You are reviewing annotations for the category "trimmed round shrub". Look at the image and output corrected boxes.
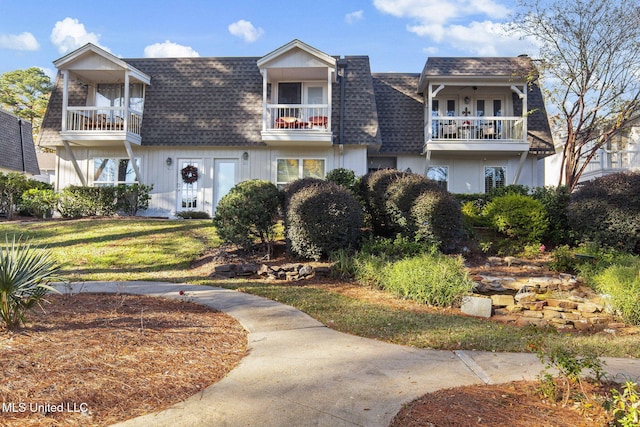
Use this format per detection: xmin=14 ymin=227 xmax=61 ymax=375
xmin=567 ymin=172 xmax=640 ymax=253
xmin=482 ymin=193 xmax=549 ymax=244
xmin=326 ymin=168 xmax=356 ymax=191
xmin=357 ymin=169 xmax=408 ymax=235
xmin=286 ymin=181 xmax=363 ymax=260
xmin=213 ymin=180 xmax=280 ymax=249
xmin=281 ymin=177 xmax=325 ymax=211
xmin=383 ymin=174 xmax=445 ymax=236
xmin=411 ymin=190 xmax=464 ymax=253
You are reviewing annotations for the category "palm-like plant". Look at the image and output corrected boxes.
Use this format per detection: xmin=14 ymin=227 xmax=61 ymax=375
xmin=0 ymin=236 xmax=63 ymax=329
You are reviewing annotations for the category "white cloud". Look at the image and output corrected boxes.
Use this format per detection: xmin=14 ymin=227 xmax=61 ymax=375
xmin=374 ymin=0 xmax=524 ymax=56
xmin=447 ymin=21 xmax=536 ymax=56
xmin=345 ymin=10 xmax=364 ymax=24
xmin=143 ymin=41 xmax=200 ymax=58
xmin=50 ymin=17 xmax=107 ymax=54
xmin=228 ymin=20 xmax=264 ymax=43
xmin=0 ymin=32 xmax=39 ymax=51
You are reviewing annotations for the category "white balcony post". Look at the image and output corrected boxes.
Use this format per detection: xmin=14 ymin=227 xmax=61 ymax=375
xmin=327 ymin=67 xmax=332 ymax=130
xmin=123 ymin=72 xmax=130 ymax=132
xmin=262 ymin=70 xmax=268 ymax=131
xmin=61 ymin=70 xmax=69 ymax=131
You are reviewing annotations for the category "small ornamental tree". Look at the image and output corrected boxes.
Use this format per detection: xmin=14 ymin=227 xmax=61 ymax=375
xmin=212 ymin=180 xmax=280 ymax=250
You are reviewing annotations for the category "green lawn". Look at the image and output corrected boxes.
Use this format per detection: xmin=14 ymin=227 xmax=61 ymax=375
xmin=0 ymin=218 xmax=220 ymax=282
xmin=3 ymin=218 xmax=639 ymax=358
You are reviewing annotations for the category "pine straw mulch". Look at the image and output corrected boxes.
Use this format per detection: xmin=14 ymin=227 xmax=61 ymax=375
xmin=0 ymin=292 xmax=247 ymax=427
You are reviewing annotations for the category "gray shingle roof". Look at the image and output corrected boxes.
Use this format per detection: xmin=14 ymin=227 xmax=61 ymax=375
xmin=38 ymin=50 xmax=553 ymax=157
xmin=0 ymin=109 xmax=40 ymax=175
xmin=39 ymin=55 xmax=381 ymax=148
xmin=372 ymin=73 xmax=423 ymax=154
xmin=419 ymin=56 xmax=536 ymax=82
xmin=337 ymin=56 xmax=381 ymax=146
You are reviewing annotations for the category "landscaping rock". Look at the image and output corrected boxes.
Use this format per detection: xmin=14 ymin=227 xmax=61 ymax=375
xmin=461 ymin=296 xmax=492 ymax=318
xmin=490 ymin=295 xmax=514 ymax=307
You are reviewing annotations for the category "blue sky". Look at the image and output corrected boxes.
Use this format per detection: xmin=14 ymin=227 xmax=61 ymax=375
xmin=0 ymin=0 xmax=537 ymax=79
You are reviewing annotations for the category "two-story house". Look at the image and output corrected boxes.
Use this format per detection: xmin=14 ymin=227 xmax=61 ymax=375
xmin=38 ymin=40 xmax=554 ymax=217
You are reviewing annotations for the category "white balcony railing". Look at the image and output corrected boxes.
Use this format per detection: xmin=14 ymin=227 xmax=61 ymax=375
xmin=265 ymin=104 xmax=330 ymax=131
xmin=583 ymin=150 xmax=640 ymax=175
xmin=65 ymin=107 xmax=142 ymax=135
xmin=429 ymin=116 xmax=524 ymax=142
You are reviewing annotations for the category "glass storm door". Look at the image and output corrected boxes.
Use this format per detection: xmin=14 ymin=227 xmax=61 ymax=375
xmin=177 ymin=159 xmax=201 ymax=212
xmin=213 ymin=159 xmax=238 ymax=212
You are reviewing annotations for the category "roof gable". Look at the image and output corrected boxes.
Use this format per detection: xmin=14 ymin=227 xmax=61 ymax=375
xmin=53 ymin=43 xmax=151 ymax=84
xmin=257 ymin=39 xmax=336 ymax=69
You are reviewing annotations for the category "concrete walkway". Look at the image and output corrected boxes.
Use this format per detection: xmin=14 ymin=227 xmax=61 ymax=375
xmin=66 ymin=282 xmax=640 ymax=427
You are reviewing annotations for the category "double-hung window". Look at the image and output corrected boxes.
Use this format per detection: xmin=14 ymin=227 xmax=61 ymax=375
xmin=276 ymin=158 xmax=325 ymax=189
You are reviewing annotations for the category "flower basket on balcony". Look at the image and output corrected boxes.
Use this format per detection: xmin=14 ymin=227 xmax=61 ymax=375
xmin=181 ymin=165 xmax=199 ymax=184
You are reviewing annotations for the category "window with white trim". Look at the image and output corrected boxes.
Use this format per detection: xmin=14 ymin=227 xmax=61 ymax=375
xmin=93 ymin=158 xmax=139 ymax=186
xmin=426 ymin=166 xmax=449 ymax=190
xmin=276 ymin=158 xmax=325 ymax=189
xmin=484 ymin=166 xmax=506 ymax=192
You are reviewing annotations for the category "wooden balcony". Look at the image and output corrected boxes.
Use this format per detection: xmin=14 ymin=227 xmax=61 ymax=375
xmin=261 ymin=104 xmax=332 ymax=146
xmin=426 ymin=116 xmax=529 ymax=154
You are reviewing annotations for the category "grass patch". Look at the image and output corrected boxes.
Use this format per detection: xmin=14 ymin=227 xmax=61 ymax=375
xmin=0 ymin=219 xmax=220 ymax=282
xmin=3 ymin=218 xmax=640 ymax=357
xmin=231 ymin=282 xmax=640 ymax=357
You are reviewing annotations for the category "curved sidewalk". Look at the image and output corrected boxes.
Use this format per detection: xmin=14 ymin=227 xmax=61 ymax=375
xmin=66 ymin=282 xmax=640 ymax=427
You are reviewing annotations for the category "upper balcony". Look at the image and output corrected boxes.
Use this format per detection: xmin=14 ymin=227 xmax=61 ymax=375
xmin=418 ymin=56 xmax=548 ymax=157
xmin=257 ymin=40 xmax=336 ymax=147
xmin=52 ymin=43 xmax=150 ymax=147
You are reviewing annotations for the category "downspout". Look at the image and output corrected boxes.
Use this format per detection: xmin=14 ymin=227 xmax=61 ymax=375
xmin=337 ymin=58 xmax=348 ymax=166
xmin=18 ymin=119 xmax=26 ymax=172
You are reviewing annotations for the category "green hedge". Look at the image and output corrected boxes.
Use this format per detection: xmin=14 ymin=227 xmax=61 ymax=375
xmin=568 ymin=172 xmax=640 ymax=253
xmin=357 ymin=169 xmax=408 ymax=235
xmin=56 ymin=184 xmax=153 ymax=218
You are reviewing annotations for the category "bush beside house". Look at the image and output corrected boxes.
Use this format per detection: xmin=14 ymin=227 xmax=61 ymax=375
xmin=213 ymin=180 xmax=280 ymax=251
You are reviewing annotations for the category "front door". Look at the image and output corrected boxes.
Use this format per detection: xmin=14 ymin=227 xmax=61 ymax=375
xmin=177 ymin=158 xmax=201 ymax=213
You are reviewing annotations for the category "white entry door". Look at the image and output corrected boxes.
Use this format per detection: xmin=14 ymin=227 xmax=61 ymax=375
xmin=213 ymin=159 xmax=238 ymax=212
xmin=177 ymin=158 xmax=202 ymax=213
